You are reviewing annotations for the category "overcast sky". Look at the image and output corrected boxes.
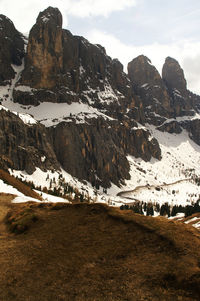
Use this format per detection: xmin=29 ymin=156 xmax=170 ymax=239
xmin=1 ymin=0 xmax=200 ymax=94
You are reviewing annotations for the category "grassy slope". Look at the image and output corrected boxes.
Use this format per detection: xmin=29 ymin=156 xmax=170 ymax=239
xmin=0 ymin=200 xmax=200 ymax=301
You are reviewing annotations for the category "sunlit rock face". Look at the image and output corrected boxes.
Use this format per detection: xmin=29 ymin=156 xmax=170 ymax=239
xmin=20 ymin=7 xmax=63 ymax=90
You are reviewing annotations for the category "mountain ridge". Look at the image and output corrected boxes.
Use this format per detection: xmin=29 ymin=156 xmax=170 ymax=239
xmin=1 ymin=6 xmax=200 ymax=195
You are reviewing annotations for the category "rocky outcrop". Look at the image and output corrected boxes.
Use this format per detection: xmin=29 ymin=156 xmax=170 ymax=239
xmin=20 ymin=7 xmax=63 ymax=89
xmin=180 ymin=119 xmax=200 ymax=146
xmin=162 ymin=57 xmax=194 ymax=116
xmin=157 ymin=121 xmax=182 ymax=134
xmin=128 ymin=55 xmax=173 ymax=125
xmin=0 ymin=109 xmax=60 ymax=173
xmin=162 ymin=57 xmax=187 ymax=96
xmin=0 ymin=15 xmax=24 ymax=85
xmin=52 ymin=118 xmax=161 ymax=188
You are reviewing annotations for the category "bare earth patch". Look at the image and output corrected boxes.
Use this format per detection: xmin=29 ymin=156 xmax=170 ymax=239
xmin=0 ymin=199 xmax=199 ymax=300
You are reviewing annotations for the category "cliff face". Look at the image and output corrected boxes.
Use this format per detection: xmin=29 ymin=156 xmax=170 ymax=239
xmin=0 ymin=14 xmax=24 ymax=85
xmin=0 ymin=110 xmax=60 ymax=174
xmin=21 ymin=7 xmax=63 ymax=90
xmin=52 ymin=118 xmax=160 ymax=188
xmin=2 ymin=6 xmax=200 ymax=188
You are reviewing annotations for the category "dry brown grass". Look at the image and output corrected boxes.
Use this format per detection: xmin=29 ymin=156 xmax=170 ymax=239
xmin=0 ymin=202 xmax=200 ymax=300
xmin=0 ymin=169 xmax=42 ymax=200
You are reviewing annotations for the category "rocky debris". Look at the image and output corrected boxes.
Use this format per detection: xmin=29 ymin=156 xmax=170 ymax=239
xmin=128 ymin=55 xmax=173 ymax=124
xmin=0 ymin=14 xmax=24 ymax=85
xmin=52 ymin=118 xmax=161 ymax=188
xmin=0 ymin=109 xmax=60 ymax=173
xmin=157 ymin=120 xmax=182 ymax=134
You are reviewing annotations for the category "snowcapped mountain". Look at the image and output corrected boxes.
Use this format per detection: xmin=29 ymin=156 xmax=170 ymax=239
xmin=1 ymin=6 xmax=200 ymax=212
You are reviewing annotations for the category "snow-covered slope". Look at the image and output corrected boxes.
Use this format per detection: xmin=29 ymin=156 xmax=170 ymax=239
xmin=8 ymin=123 xmax=200 ymax=208
xmin=113 ymin=125 xmax=200 ymax=206
xmin=0 ymin=176 xmax=70 ymax=204
xmin=0 ymin=63 xmax=114 ymax=127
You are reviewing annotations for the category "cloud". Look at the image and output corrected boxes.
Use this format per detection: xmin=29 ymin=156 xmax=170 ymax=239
xmin=67 ymin=0 xmax=137 ymax=17
xmin=0 ymin=0 xmax=55 ymax=32
xmin=0 ymin=0 xmax=137 ymax=32
xmin=86 ymin=29 xmax=200 ymax=94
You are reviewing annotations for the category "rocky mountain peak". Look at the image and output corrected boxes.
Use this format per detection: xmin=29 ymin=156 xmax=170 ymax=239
xmin=162 ymin=56 xmax=187 ymax=95
xmin=0 ymin=14 xmax=24 ymax=85
xmin=0 ymin=14 xmax=14 ymax=29
xmin=128 ymin=55 xmax=161 ymax=86
xmin=3 ymin=7 xmax=200 ymax=188
xmin=127 ymin=55 xmax=173 ymax=123
xmin=36 ymin=6 xmax=62 ymax=27
xmin=19 ymin=6 xmax=63 ymax=90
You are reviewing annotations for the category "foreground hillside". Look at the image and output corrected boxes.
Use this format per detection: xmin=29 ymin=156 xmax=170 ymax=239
xmin=0 ymin=197 xmax=200 ymax=300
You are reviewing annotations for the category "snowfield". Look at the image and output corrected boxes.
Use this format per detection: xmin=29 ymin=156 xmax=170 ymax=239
xmin=115 ymin=125 xmax=200 ymax=206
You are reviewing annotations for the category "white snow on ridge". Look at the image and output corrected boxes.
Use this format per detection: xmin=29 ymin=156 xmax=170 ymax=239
xmin=0 ymin=179 xmax=23 ymax=196
xmin=97 ymin=83 xmax=119 ymax=104
xmin=12 ymin=196 xmax=41 ymax=203
xmin=0 ymin=61 xmax=117 ymax=126
xmin=0 ymin=174 xmax=70 ymax=204
xmin=160 ymin=112 xmax=200 ymax=126
xmin=185 ymin=217 xmax=199 ymax=224
xmin=141 ymin=83 xmax=149 ymax=88
xmin=0 ymin=104 xmax=37 ymax=125
xmin=14 ymin=85 xmax=35 ymax=93
xmin=2 ymin=100 xmax=113 ymax=127
xmin=0 ymin=64 xmax=114 ymax=127
xmin=35 ymin=191 xmax=70 ymax=203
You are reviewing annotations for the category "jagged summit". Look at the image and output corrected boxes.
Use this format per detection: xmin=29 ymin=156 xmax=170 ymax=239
xmin=128 ymin=55 xmax=161 ymax=86
xmin=128 ymin=54 xmax=173 ymax=123
xmin=1 ymin=6 xmax=200 ymax=191
xmin=0 ymin=14 xmax=24 ymax=84
xmin=36 ymin=6 xmax=62 ymax=26
xmin=162 ymin=56 xmax=187 ymax=95
xmin=19 ymin=6 xmax=63 ymax=90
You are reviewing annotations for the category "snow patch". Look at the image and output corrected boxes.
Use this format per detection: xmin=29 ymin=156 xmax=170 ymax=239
xmin=141 ymin=83 xmax=149 ymax=88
